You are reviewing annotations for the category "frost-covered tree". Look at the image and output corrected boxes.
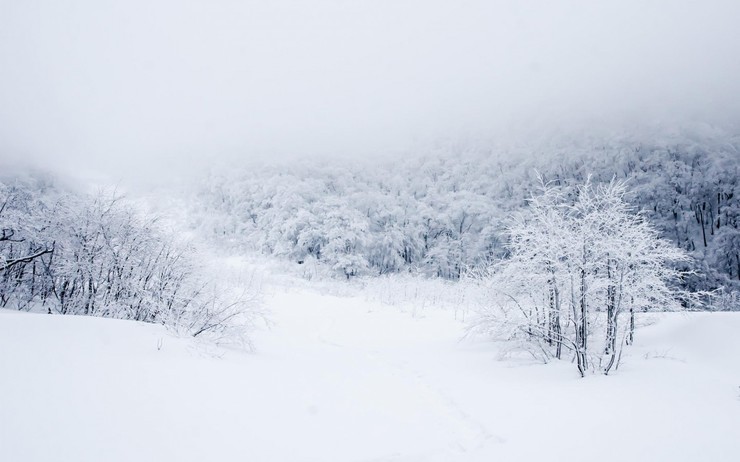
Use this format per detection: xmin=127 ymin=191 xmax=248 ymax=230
xmin=479 ymin=177 xmax=690 ymax=376
xmin=0 ymin=175 xmax=259 ymax=344
xmin=0 ymin=180 xmax=57 ymax=308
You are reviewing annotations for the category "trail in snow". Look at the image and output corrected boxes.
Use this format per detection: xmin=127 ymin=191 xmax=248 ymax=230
xmin=253 ymin=290 xmax=502 ymax=461
xmin=285 ymin=291 xmax=504 ymax=455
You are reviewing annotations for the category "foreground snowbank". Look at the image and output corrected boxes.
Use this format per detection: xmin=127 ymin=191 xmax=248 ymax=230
xmin=1 ymin=291 xmax=738 ymax=462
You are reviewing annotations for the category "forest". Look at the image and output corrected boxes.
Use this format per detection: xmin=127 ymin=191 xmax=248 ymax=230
xmin=3 ymin=1 xmax=740 ymax=460
xmin=3 ymin=130 xmax=738 ymax=373
xmin=193 ymin=131 xmax=740 ymax=305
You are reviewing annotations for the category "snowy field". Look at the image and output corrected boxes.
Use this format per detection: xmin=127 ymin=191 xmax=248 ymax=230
xmin=1 ymin=287 xmax=739 ymax=462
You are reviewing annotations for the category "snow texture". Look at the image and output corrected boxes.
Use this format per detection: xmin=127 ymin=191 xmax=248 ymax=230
xmin=2 ymin=287 xmax=738 ymax=462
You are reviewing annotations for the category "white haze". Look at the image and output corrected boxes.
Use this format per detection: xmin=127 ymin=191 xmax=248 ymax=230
xmin=1 ymin=0 xmax=739 ymax=183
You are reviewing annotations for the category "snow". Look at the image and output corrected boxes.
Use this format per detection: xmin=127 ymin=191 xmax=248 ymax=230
xmin=1 ymin=288 xmax=739 ymax=462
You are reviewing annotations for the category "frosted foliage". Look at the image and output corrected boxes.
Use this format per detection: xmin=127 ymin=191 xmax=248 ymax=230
xmin=474 ymin=177 xmax=691 ymax=375
xmin=192 ymin=133 xmax=739 ymax=303
xmin=0 ymin=177 xmax=258 ymax=344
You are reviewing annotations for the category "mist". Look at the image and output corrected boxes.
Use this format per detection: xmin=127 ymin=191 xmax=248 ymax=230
xmin=2 ymin=0 xmax=739 ymax=183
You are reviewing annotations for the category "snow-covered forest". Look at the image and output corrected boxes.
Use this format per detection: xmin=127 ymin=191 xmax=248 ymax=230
xmin=3 ymin=1 xmax=740 ymax=461
xmin=195 ymin=132 xmax=740 ymax=300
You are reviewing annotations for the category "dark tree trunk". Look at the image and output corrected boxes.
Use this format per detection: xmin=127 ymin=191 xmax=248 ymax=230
xmin=603 ymin=258 xmax=619 ymax=375
xmin=547 ymin=268 xmax=563 ymax=360
xmin=576 ymin=266 xmax=588 ymax=376
xmin=697 ymin=204 xmax=707 ymax=247
xmin=626 ymin=304 xmax=635 ymax=346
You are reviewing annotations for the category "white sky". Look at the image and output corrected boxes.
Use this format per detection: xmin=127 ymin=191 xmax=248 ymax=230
xmin=1 ymin=0 xmax=739 ymax=181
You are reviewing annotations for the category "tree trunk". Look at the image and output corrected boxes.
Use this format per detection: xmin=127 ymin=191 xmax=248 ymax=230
xmin=548 ymin=273 xmax=562 ymax=360
xmin=697 ymin=204 xmax=707 ymax=247
xmin=604 ymin=259 xmax=614 ymax=354
xmin=603 ymin=309 xmax=618 ymax=375
xmin=603 ymin=258 xmax=619 ymax=374
xmin=577 ymin=266 xmax=588 ymax=376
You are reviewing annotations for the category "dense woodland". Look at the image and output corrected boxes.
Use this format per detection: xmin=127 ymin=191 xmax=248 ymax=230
xmin=193 ymin=132 xmax=740 ymax=306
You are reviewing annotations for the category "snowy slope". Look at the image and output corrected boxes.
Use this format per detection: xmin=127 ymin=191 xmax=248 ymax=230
xmin=1 ymin=290 xmax=739 ymax=462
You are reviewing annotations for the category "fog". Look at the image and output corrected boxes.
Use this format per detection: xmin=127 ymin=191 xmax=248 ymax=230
xmin=1 ymin=0 xmax=739 ymax=183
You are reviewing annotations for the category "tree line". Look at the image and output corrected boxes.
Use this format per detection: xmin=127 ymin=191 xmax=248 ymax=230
xmin=193 ymin=131 xmax=740 ymax=304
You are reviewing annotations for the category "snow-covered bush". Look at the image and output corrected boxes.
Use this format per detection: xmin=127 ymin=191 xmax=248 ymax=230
xmin=0 ymin=175 xmax=260 ymax=344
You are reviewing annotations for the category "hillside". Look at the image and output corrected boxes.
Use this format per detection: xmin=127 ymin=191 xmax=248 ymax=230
xmin=192 ymin=132 xmax=740 ymax=297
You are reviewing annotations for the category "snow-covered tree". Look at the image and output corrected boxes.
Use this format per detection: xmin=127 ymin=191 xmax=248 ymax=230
xmin=0 ymin=175 xmax=259 ymax=344
xmin=478 ymin=176 xmax=691 ymax=376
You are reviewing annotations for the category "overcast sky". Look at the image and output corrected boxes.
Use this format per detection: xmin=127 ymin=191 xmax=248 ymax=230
xmin=1 ymin=0 xmax=739 ymax=181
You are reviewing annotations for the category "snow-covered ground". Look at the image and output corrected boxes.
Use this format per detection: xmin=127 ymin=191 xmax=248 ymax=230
xmin=1 ymin=287 xmax=739 ymax=462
